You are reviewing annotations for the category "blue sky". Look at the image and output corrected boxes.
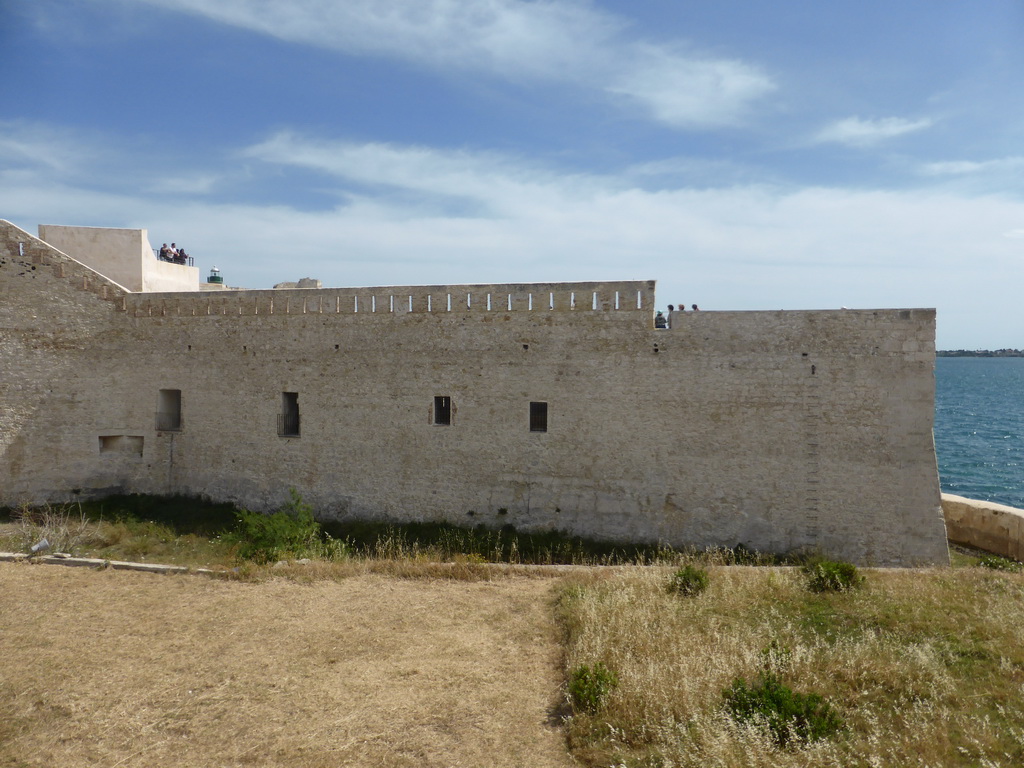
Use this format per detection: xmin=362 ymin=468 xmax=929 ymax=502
xmin=2 ymin=0 xmax=1022 ymax=348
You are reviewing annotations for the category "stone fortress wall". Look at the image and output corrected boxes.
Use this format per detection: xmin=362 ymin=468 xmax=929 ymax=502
xmin=0 ymin=220 xmax=949 ymax=565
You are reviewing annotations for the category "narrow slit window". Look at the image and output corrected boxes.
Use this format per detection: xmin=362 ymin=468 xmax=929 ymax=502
xmin=529 ymin=401 xmax=548 ymax=432
xmin=279 ymin=392 xmax=300 ymax=437
xmin=156 ymin=389 xmax=182 ymax=431
xmin=434 ymin=396 xmax=452 ymax=425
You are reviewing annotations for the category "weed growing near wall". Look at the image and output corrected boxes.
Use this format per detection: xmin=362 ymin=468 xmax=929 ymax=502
xmin=802 ymin=558 xmax=863 ymax=593
xmin=3 ymin=494 xmax=796 ymax=568
xmin=0 ymin=500 xmax=235 ymax=566
xmin=225 ymin=490 xmax=348 ymax=564
xmin=5 ymin=503 xmax=99 ymax=554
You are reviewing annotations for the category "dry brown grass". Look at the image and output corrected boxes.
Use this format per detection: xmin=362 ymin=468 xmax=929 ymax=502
xmin=0 ymin=563 xmax=571 ymax=767
xmin=559 ymin=565 xmax=1024 ymax=767
xmin=7 ymin=554 xmax=1024 ymax=768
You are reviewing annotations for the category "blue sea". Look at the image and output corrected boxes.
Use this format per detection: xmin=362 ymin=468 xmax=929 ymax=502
xmin=934 ymin=357 xmax=1024 ymax=510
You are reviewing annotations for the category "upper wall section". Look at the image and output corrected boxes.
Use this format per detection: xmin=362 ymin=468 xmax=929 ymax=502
xmin=666 ymin=307 xmax=936 ymax=362
xmin=38 ymin=224 xmax=199 ymax=293
xmin=123 ymin=279 xmax=657 ymax=319
xmin=0 ymin=219 xmax=130 ymax=305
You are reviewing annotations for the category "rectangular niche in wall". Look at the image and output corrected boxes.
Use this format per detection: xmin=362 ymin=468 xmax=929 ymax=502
xmin=529 ymin=401 xmax=548 ymax=432
xmin=434 ymin=396 xmax=452 ymax=425
xmin=279 ymin=392 xmax=300 ymax=437
xmin=98 ymin=435 xmax=144 ymax=457
xmin=156 ymin=389 xmax=182 ymax=431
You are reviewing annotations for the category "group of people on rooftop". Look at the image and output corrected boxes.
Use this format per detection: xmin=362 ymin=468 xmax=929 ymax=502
xmin=655 ymin=303 xmax=699 ymax=329
xmin=158 ymin=242 xmax=190 ymax=265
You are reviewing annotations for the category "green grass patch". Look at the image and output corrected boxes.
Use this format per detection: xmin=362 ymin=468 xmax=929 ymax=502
xmin=667 ymin=565 xmax=710 ymax=597
xmin=4 ymin=494 xmax=798 ymax=568
xmin=568 ymin=662 xmax=619 ymax=714
xmin=723 ymin=671 xmax=843 ymax=747
xmin=977 ymin=553 xmax=1024 ymax=572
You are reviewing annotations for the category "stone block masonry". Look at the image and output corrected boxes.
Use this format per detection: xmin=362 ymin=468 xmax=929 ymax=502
xmin=0 ymin=219 xmax=949 ymax=565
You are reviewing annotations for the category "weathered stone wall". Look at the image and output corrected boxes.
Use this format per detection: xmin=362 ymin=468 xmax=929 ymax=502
xmin=0 ymin=220 xmax=949 ymax=565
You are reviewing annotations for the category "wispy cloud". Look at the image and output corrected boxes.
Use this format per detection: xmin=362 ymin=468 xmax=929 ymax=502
xmin=814 ymin=116 xmax=933 ymax=147
xmin=0 ymin=120 xmax=94 ymax=174
xmin=130 ymin=0 xmax=775 ymax=129
xmin=606 ymin=44 xmax=775 ymax=128
xmin=920 ymin=156 xmax=1024 ymax=176
xmin=240 ymin=131 xmax=583 ymax=214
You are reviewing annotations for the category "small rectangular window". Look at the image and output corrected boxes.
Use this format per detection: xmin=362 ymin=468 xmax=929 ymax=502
xmin=529 ymin=401 xmax=548 ymax=432
xmin=279 ymin=391 xmax=300 ymax=437
xmin=156 ymin=389 xmax=182 ymax=431
xmin=434 ymin=396 xmax=452 ymax=425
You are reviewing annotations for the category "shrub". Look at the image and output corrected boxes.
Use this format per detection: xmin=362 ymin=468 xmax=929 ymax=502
xmin=803 ymin=558 xmax=863 ymax=593
xmin=568 ymin=662 xmax=618 ymax=714
xmin=723 ymin=672 xmax=843 ymax=747
xmin=667 ymin=565 xmax=710 ymax=597
xmin=226 ymin=490 xmax=323 ymax=564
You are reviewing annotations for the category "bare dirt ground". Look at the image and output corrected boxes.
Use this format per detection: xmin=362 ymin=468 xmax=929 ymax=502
xmin=0 ymin=563 xmax=572 ymax=767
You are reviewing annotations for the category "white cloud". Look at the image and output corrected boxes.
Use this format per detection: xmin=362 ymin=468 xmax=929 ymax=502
xmin=921 ymin=157 xmax=1024 ymax=176
xmin=606 ymin=44 xmax=776 ymax=128
xmin=138 ymin=0 xmax=617 ymax=77
xmin=814 ymin=116 xmax=934 ymax=147
xmin=6 ymin=126 xmax=1024 ymax=348
xmin=129 ymin=0 xmax=775 ymax=128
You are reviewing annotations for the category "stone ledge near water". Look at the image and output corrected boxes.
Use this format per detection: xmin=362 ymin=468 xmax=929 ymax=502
xmin=942 ymin=493 xmax=1024 ymax=561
